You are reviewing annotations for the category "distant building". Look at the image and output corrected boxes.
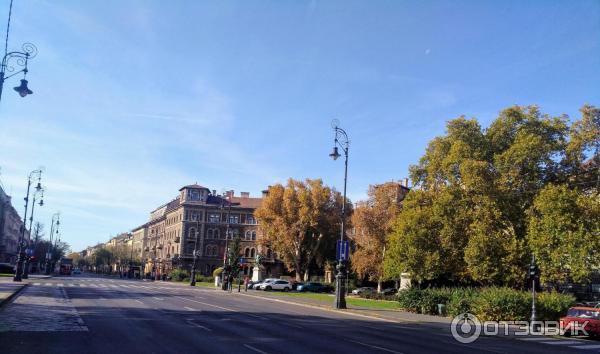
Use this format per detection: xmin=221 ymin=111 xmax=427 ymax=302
xmin=130 ymin=184 xmax=283 ymax=279
xmin=0 ymin=186 xmax=30 ymax=265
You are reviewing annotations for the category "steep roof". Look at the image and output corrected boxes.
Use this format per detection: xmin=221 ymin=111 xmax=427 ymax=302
xmin=230 ymin=196 xmax=263 ymax=209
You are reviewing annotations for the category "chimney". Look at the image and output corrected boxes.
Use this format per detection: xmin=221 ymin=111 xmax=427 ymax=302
xmin=225 ymin=190 xmax=234 ymax=199
xmin=212 ymin=189 xmax=216 ymax=196
xmin=404 ymin=178 xmax=409 ymax=188
xmin=241 ymin=192 xmax=250 ymax=198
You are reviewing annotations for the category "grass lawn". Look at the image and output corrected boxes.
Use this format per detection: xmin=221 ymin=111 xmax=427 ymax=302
xmin=259 ymin=291 xmax=401 ymax=310
xmin=0 ymin=273 xmax=14 ymax=277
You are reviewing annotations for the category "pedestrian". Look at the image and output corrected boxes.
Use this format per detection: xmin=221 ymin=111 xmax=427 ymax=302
xmin=244 ymin=276 xmax=249 ymax=292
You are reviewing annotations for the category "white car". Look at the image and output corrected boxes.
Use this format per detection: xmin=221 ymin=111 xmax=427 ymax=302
xmin=252 ymin=278 xmax=277 ymax=290
xmin=352 ymin=287 xmax=375 ymax=295
xmin=259 ymin=279 xmax=292 ymax=291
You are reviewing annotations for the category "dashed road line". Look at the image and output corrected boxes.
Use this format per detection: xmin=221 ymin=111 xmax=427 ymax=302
xmin=349 ymin=340 xmax=404 ymax=354
xmin=243 ymin=344 xmax=269 ymax=354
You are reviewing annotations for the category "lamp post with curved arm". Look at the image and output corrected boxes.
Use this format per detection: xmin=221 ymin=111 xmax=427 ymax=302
xmin=329 ymin=120 xmax=349 ymax=309
xmin=22 ymin=186 xmax=43 ymax=279
xmin=45 ymin=213 xmax=59 ymax=275
xmin=0 ymin=43 xmax=37 ymax=103
xmin=14 ymin=169 xmax=42 ymax=281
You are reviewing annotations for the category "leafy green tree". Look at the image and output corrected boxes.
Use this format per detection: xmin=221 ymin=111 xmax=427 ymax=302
xmin=528 ymin=184 xmax=600 ymax=284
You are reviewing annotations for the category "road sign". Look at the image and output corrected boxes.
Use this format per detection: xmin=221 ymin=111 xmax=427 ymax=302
xmin=336 ymin=240 xmax=349 ymax=261
xmin=239 ymin=257 xmax=245 ymax=264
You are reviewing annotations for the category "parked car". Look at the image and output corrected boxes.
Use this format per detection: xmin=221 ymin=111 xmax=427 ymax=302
xmin=351 ymin=287 xmax=375 ymax=295
xmin=560 ymin=307 xmax=600 ymax=337
xmin=72 ymin=268 xmax=82 ymax=275
xmin=252 ymin=278 xmax=277 ymax=290
xmin=297 ymin=282 xmax=330 ymax=293
xmin=291 ymin=282 xmax=304 ymax=291
xmin=379 ymin=288 xmax=398 ymax=295
xmin=0 ymin=263 xmax=14 ymax=274
xmin=260 ymin=279 xmax=292 ymax=291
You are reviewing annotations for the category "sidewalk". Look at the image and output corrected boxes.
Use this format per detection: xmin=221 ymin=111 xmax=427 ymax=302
xmin=0 ymin=281 xmax=28 ymax=308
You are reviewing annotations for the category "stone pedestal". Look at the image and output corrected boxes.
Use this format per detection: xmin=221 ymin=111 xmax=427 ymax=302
xmin=215 ymin=275 xmax=221 ymax=287
xmin=325 ymin=269 xmax=333 ymax=284
xmin=400 ymin=272 xmax=412 ymax=290
xmin=252 ymin=266 xmax=262 ymax=282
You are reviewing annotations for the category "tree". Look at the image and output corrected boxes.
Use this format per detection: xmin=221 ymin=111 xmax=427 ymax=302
xmin=528 ymin=184 xmax=600 ymax=284
xmin=351 ymin=182 xmax=405 ymax=291
xmin=256 ymin=178 xmax=347 ymax=281
xmin=386 ymin=105 xmax=595 ymax=287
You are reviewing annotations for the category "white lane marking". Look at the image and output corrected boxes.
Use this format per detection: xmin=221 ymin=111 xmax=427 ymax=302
xmin=184 ymin=306 xmax=196 ymax=311
xmin=67 ymin=283 xmax=74 ymax=287
xmin=33 ymin=282 xmax=40 ymax=286
xmin=518 ymin=337 xmax=554 ymax=341
xmin=569 ymin=344 xmax=600 ymax=349
xmin=349 ymin=340 xmax=404 ymax=354
xmin=120 ymin=285 xmax=129 ymax=288
xmin=186 ymin=320 xmax=211 ymax=331
xmin=79 ymin=284 xmax=87 ymax=287
xmin=99 ymin=284 xmax=107 ymax=287
xmin=134 ymin=299 xmax=144 ymax=304
xmin=109 ymin=285 xmax=118 ymax=288
xmin=57 ymin=283 xmax=64 ymax=287
xmin=89 ymin=284 xmax=97 ymax=287
xmin=175 ymin=296 xmax=236 ymax=313
xmin=99 ymin=297 xmax=107 ymax=300
xmin=44 ymin=283 xmax=52 ymax=286
xmin=243 ymin=344 xmax=268 ymax=354
xmin=153 ymin=297 xmax=164 ymax=301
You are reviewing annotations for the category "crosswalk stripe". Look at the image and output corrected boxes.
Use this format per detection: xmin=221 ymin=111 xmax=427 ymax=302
xmin=67 ymin=283 xmax=74 ymax=287
xmin=57 ymin=283 xmax=64 ymax=287
xmin=89 ymin=284 xmax=98 ymax=287
xmin=79 ymin=284 xmax=87 ymax=287
xmin=44 ymin=283 xmax=52 ymax=286
xmin=33 ymin=282 xmax=40 ymax=286
xmin=570 ymin=344 xmax=600 ymax=350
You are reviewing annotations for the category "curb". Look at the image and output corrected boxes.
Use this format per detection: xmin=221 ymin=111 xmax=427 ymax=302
xmin=0 ymin=283 xmax=28 ymax=309
xmin=234 ymin=291 xmax=442 ymax=325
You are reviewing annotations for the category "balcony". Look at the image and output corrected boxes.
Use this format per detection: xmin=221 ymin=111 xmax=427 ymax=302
xmin=174 ymin=236 xmax=180 ymax=243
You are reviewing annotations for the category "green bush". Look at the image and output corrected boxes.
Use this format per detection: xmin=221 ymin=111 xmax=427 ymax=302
xmin=537 ymin=291 xmax=576 ymax=321
xmin=446 ymin=287 xmax=476 ymax=317
xmin=170 ymin=269 xmax=189 ymax=282
xmin=471 ymin=287 xmax=530 ymax=321
xmin=398 ymin=287 xmax=425 ymax=312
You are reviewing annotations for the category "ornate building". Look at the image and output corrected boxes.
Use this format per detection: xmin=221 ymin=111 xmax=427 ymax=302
xmin=0 ymin=186 xmax=30 ymax=265
xmin=134 ymin=184 xmax=282 ymax=279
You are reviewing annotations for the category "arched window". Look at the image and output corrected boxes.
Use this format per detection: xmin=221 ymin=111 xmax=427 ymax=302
xmin=250 ymin=248 xmax=256 ymax=258
xmin=251 ymin=231 xmax=257 ymax=241
xmin=244 ymin=248 xmax=250 ymax=257
xmin=205 ymin=264 xmax=210 ymax=275
xmin=207 ymin=229 xmax=213 ymax=239
xmin=205 ymin=245 xmax=211 ymax=256
xmin=214 ymin=229 xmax=220 ymax=239
xmin=188 ymin=227 xmax=196 ymax=239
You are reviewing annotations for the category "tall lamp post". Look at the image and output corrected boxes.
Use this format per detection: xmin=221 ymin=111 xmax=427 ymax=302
xmin=22 ymin=187 xmax=43 ymax=279
xmin=190 ymin=213 xmax=201 ymax=286
xmin=14 ymin=169 xmax=42 ymax=282
xmin=45 ymin=212 xmax=59 ymax=275
xmin=530 ymin=255 xmax=540 ymax=329
xmin=329 ymin=119 xmax=349 ymax=309
xmin=221 ymin=194 xmax=232 ymax=291
xmin=1 ymin=0 xmax=37 ymax=104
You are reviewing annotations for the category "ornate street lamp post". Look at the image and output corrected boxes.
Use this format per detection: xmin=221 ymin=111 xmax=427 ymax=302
xmin=22 ymin=187 xmax=43 ymax=279
xmin=530 ymin=255 xmax=540 ymax=329
xmin=0 ymin=0 xmax=37 ymax=105
xmin=14 ymin=169 xmax=42 ymax=281
xmin=190 ymin=213 xmax=201 ymax=286
xmin=329 ymin=119 xmax=349 ymax=309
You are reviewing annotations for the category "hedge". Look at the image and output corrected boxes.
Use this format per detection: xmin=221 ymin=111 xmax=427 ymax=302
xmin=397 ymin=287 xmax=575 ymax=321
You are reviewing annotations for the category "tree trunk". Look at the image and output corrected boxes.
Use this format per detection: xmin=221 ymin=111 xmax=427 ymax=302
xmin=304 ymin=270 xmax=310 ymax=282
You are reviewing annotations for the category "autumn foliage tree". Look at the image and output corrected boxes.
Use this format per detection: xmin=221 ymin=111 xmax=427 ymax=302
xmin=351 ymin=182 xmax=405 ymax=291
xmin=255 ymin=178 xmax=347 ymax=281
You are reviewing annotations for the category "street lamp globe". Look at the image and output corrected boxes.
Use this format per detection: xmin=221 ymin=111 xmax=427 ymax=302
xmin=329 ymin=146 xmax=340 ymax=160
xmin=13 ymin=79 xmax=33 ymax=97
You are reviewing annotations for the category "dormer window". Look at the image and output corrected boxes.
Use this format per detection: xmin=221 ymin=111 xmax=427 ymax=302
xmin=188 ymin=189 xmax=201 ymax=201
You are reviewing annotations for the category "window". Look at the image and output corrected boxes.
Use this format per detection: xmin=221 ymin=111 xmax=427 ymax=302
xmin=247 ymin=215 xmax=256 ymax=224
xmin=229 ymin=214 xmax=239 ymax=224
xmin=209 ymin=213 xmax=220 ymax=223
xmin=207 ymin=229 xmax=214 ymax=239
xmin=250 ymin=248 xmax=256 ymax=258
xmin=214 ymin=229 xmax=220 ymax=239
xmin=251 ymin=231 xmax=257 ymax=241
xmin=244 ymin=248 xmax=250 ymax=257
xmin=188 ymin=227 xmax=196 ymax=239
xmin=188 ymin=189 xmax=201 ymax=201
xmin=245 ymin=230 xmax=251 ymax=240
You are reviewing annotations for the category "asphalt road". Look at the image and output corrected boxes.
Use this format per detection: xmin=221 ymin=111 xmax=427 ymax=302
xmin=0 ymin=275 xmax=597 ymax=354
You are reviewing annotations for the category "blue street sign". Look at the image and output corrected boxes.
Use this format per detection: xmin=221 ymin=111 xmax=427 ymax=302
xmin=336 ymin=240 xmax=349 ymax=261
xmin=239 ymin=257 xmax=245 ymax=264
xmin=26 ymin=248 xmax=33 ymax=256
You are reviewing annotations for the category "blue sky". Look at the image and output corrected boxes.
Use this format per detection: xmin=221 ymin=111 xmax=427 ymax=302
xmin=0 ymin=0 xmax=598 ymax=252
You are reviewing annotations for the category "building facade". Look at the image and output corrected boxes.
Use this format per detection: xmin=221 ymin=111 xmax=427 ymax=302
xmin=0 ymin=186 xmax=30 ymax=265
xmin=133 ymin=184 xmax=282 ymax=279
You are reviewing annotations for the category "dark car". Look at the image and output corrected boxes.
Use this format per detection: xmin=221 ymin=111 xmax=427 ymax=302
xmin=291 ymin=282 xmax=304 ymax=291
xmin=0 ymin=263 xmax=14 ymax=274
xmin=297 ymin=282 xmax=331 ymax=293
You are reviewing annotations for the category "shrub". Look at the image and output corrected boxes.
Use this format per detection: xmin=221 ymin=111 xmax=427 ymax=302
xmin=398 ymin=287 xmax=425 ymax=312
xmin=446 ymin=287 xmax=476 ymax=317
xmin=471 ymin=287 xmax=530 ymax=321
xmin=170 ymin=269 xmax=189 ymax=282
xmin=537 ymin=291 xmax=576 ymax=321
